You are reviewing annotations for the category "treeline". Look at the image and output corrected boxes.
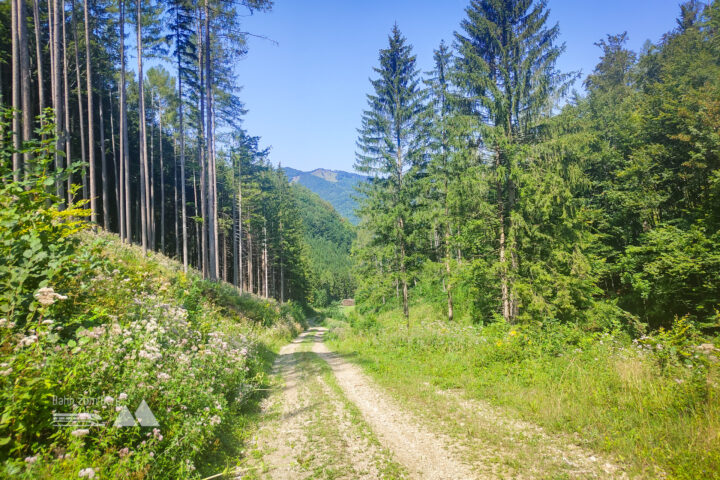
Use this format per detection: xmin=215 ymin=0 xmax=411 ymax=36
xmin=355 ymin=0 xmax=720 ymax=331
xmin=1 ymin=0 xmax=315 ymax=302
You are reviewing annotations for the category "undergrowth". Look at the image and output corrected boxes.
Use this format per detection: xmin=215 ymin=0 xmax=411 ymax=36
xmin=0 ymin=231 xmax=303 ymax=479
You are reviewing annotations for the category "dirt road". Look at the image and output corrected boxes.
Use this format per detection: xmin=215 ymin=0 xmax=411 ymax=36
xmin=242 ymin=327 xmax=627 ymax=479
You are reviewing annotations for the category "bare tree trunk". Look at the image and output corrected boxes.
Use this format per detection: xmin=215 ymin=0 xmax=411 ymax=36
xmin=173 ymin=137 xmax=179 ymax=258
xmin=119 ymin=0 xmax=130 ymax=242
xmin=193 ymin=169 xmax=201 ymax=268
xmin=61 ymin=0 xmax=75 ymax=206
xmin=52 ymin=0 xmax=65 ymax=202
xmin=149 ymin=105 xmax=155 ymax=249
xmin=11 ymin=0 xmax=21 ymax=181
xmin=110 ymin=87 xmax=121 ymax=235
xmin=211 ymin=98 xmax=219 ymax=279
xmin=445 ymin=228 xmax=454 ymax=322
xmin=70 ymin=0 xmax=88 ymax=213
xmin=237 ymin=165 xmax=242 ymax=291
xmin=263 ymin=222 xmax=268 ymax=299
xmin=98 ymin=88 xmax=109 ymax=229
xmin=176 ymin=7 xmax=187 ymax=272
xmin=32 ymin=0 xmax=45 ymax=127
xmin=247 ymin=230 xmax=253 ymax=294
xmin=222 ymin=232 xmax=227 ymax=281
xmin=443 ymin=172 xmax=453 ymax=321
xmin=83 ymin=0 xmax=96 ymax=222
xmin=201 ymin=1 xmax=217 ymax=279
xmin=280 ymin=220 xmax=284 ymax=303
xmin=498 ymin=155 xmax=510 ymax=323
xmin=197 ymin=14 xmax=209 ymax=278
xmin=137 ymin=0 xmax=149 ymax=252
xmin=159 ymin=100 xmax=165 ymax=254
xmin=19 ymin=0 xmax=32 ymax=172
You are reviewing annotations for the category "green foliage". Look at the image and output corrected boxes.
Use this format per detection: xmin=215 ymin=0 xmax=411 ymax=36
xmin=0 ymin=110 xmax=302 ymax=478
xmin=292 ymin=184 xmax=355 ymax=305
xmin=0 ymin=231 xmax=302 ymax=479
xmin=354 ymin=24 xmax=428 ymax=318
xmin=620 ymin=226 xmax=720 ymax=329
xmin=354 ymin=0 xmax=720 ymax=335
xmin=329 ymin=305 xmax=720 ymax=479
xmin=0 ymin=110 xmax=88 ymax=327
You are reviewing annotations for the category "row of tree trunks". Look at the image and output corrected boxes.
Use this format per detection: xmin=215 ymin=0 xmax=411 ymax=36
xmin=6 ymin=0 xmax=267 ymax=295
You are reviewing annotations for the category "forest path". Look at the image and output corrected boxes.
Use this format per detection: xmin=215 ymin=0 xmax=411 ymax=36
xmin=242 ymin=326 xmax=628 ymax=479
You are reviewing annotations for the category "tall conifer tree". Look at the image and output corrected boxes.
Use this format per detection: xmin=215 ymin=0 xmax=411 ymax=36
xmin=355 ymin=24 xmax=427 ymax=323
xmin=454 ymin=0 xmax=568 ymax=322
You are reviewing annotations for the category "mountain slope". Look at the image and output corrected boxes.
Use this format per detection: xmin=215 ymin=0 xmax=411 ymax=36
xmin=283 ymin=167 xmax=366 ymax=224
xmin=291 ymin=184 xmax=355 ymax=304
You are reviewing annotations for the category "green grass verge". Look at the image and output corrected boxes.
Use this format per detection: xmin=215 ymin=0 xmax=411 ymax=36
xmin=325 ymin=303 xmax=720 ymax=480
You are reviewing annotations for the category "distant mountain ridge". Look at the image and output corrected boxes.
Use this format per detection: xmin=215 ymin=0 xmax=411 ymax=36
xmin=282 ymin=167 xmax=367 ymax=224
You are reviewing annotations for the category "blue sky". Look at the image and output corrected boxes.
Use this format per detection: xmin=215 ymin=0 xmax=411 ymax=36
xmin=236 ymin=0 xmax=686 ymax=173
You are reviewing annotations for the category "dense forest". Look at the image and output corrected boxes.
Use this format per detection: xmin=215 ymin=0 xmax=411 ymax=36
xmin=355 ymin=0 xmax=720 ymax=333
xmin=0 ymin=0 xmax=338 ymax=305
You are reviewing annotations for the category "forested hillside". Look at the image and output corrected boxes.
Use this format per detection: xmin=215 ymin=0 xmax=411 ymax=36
xmin=292 ymin=184 xmax=355 ymax=305
xmin=283 ymin=167 xmax=367 ymax=224
xmin=0 ymin=0 xmax=315 ymax=304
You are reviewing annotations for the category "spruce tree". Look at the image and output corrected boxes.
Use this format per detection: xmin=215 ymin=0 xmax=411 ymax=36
xmin=454 ymin=0 xmax=569 ymax=323
xmin=355 ymin=24 xmax=427 ymax=323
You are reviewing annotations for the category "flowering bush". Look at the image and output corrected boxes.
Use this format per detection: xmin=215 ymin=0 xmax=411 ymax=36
xmin=0 ymin=228 xmax=302 ymax=478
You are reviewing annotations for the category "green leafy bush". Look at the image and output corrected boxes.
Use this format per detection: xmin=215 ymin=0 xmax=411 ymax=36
xmin=0 ymin=110 xmax=302 ymax=478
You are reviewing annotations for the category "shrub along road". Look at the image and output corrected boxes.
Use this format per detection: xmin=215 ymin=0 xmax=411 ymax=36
xmin=242 ymin=326 xmax=628 ymax=479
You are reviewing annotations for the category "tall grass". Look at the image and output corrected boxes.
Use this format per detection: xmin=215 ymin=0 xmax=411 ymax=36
xmin=327 ymin=303 xmax=720 ymax=479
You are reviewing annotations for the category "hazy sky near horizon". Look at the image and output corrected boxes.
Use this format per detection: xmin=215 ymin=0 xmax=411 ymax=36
xmin=236 ymin=0 xmax=686 ymax=173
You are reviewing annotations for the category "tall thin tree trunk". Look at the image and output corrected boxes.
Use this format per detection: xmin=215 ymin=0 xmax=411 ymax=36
xmin=32 ymin=0 xmax=45 ymax=128
xmin=159 ymin=100 xmax=165 ymax=254
xmin=119 ymin=0 xmax=130 ymax=242
xmin=193 ymin=169 xmax=201 ymax=268
xmin=110 ymin=88 xmax=121 ymax=234
xmin=222 ymin=232 xmax=227 ymax=281
xmin=235 ymin=159 xmax=242 ymax=291
xmin=497 ymin=150 xmax=510 ymax=323
xmin=247 ymin=230 xmax=253 ymax=294
xmin=11 ymin=0 xmax=22 ymax=181
xmin=263 ymin=222 xmax=268 ymax=299
xmin=61 ymin=0 xmax=75 ymax=206
xmin=52 ymin=0 xmax=65 ymax=201
xmin=83 ymin=0 xmax=96 ymax=222
xmin=17 ymin=0 xmax=32 ymax=176
xmin=176 ymin=7 xmax=188 ymax=272
xmin=70 ymin=0 xmax=88 ymax=213
xmin=19 ymin=0 xmax=32 ymax=172
xmin=173 ymin=137 xmax=179 ymax=258
xmin=137 ymin=0 xmax=149 ymax=252
xmin=197 ymin=13 xmax=210 ymax=278
xmin=149 ymin=105 xmax=155 ymax=249
xmin=280 ymin=220 xmax=284 ymax=303
xmin=98 ymin=88 xmax=109 ymax=229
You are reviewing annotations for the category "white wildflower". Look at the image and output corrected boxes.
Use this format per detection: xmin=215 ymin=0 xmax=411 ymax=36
xmin=35 ymin=287 xmax=68 ymax=307
xmin=78 ymin=467 xmax=96 ymax=478
xmin=71 ymin=429 xmax=90 ymax=437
